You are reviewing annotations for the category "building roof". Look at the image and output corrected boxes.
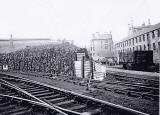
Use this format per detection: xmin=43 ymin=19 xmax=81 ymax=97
xmin=0 ymin=38 xmax=51 ymax=41
xmin=116 ymin=23 xmax=160 ymax=44
xmin=91 ymin=38 xmax=111 ymax=41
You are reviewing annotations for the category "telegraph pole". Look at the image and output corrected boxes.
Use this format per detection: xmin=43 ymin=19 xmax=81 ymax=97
xmin=10 ymin=34 xmax=14 ymax=48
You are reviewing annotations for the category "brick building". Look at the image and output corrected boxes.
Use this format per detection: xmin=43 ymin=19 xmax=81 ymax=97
xmin=114 ymin=22 xmax=160 ymax=64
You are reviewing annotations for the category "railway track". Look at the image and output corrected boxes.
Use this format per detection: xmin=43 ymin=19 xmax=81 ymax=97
xmin=0 ymin=79 xmax=37 ymax=100
xmin=40 ymin=72 xmax=159 ymax=101
xmin=59 ymin=73 xmax=159 ymax=101
xmin=90 ymin=81 xmax=159 ymax=101
xmin=0 ymin=73 xmax=148 ymax=115
xmin=54 ymin=74 xmax=159 ymax=101
xmin=88 ymin=73 xmax=159 ymax=101
xmin=9 ymin=71 xmax=159 ymax=101
xmin=0 ymin=94 xmax=67 ymax=115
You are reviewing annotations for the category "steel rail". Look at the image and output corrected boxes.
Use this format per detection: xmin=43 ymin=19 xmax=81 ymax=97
xmin=0 ymin=78 xmax=68 ymax=115
xmin=1 ymin=73 xmax=149 ymax=115
xmin=0 ymin=94 xmax=67 ymax=115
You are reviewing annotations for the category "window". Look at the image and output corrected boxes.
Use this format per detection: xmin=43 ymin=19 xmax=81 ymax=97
xmin=92 ymin=47 xmax=94 ymax=51
xmin=153 ymin=43 xmax=156 ymax=50
xmin=136 ymin=37 xmax=138 ymax=43
xmin=129 ymin=39 xmax=131 ymax=45
xmin=143 ymin=35 xmax=145 ymax=41
xmin=133 ymin=47 xmax=134 ymax=51
xmin=147 ymin=33 xmax=150 ymax=40
xmin=152 ymin=31 xmax=155 ymax=39
xmin=158 ymin=29 xmax=160 ymax=37
xmin=140 ymin=45 xmax=142 ymax=51
xmin=105 ymin=45 xmax=108 ymax=49
xmin=136 ymin=46 xmax=138 ymax=50
xmin=144 ymin=45 xmax=146 ymax=50
xmin=139 ymin=36 xmax=141 ymax=42
xmin=132 ymin=38 xmax=134 ymax=45
xmin=148 ymin=44 xmax=150 ymax=50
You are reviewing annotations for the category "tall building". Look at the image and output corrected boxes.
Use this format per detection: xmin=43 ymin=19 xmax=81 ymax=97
xmin=90 ymin=32 xmax=114 ymax=60
xmin=114 ymin=22 xmax=160 ymax=64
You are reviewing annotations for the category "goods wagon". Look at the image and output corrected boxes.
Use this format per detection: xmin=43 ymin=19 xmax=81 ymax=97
xmin=119 ymin=51 xmax=159 ymax=72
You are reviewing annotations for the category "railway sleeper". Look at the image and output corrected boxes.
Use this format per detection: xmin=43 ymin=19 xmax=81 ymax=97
xmin=1 ymin=106 xmax=28 ymax=115
xmin=142 ymin=94 xmax=159 ymax=101
xmin=9 ymin=109 xmax=30 ymax=115
xmin=114 ymin=89 xmax=128 ymax=95
xmin=25 ymin=88 xmax=46 ymax=93
xmin=19 ymin=85 xmax=39 ymax=89
xmin=22 ymin=86 xmax=42 ymax=90
xmin=69 ymin=104 xmax=101 ymax=114
xmin=82 ymin=108 xmax=101 ymax=115
xmin=95 ymin=86 xmax=104 ymax=90
xmin=67 ymin=104 xmax=86 ymax=111
xmin=0 ymin=101 xmax=11 ymax=107
xmin=3 ymin=91 xmax=15 ymax=95
xmin=55 ymin=99 xmax=75 ymax=107
xmin=40 ymin=93 xmax=61 ymax=100
xmin=50 ymin=97 xmax=67 ymax=104
xmin=147 ymin=90 xmax=159 ymax=95
xmin=0 ymin=104 xmax=16 ymax=111
xmin=73 ymin=81 xmax=79 ymax=85
xmin=103 ymin=87 xmax=114 ymax=92
xmin=79 ymin=82 xmax=87 ymax=86
xmin=127 ymin=91 xmax=142 ymax=98
xmin=1 ymin=90 xmax=19 ymax=97
xmin=34 ymin=91 xmax=55 ymax=97
xmin=31 ymin=89 xmax=50 ymax=95
xmin=9 ymin=93 xmax=18 ymax=97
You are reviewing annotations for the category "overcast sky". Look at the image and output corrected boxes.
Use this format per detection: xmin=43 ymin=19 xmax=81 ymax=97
xmin=0 ymin=0 xmax=160 ymax=47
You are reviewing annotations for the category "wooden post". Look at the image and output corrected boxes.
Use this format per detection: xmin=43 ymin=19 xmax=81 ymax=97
xmin=81 ymin=56 xmax=85 ymax=78
xmin=90 ymin=58 xmax=94 ymax=79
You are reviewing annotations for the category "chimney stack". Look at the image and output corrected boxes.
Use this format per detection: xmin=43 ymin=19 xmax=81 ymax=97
xmin=148 ymin=19 xmax=151 ymax=25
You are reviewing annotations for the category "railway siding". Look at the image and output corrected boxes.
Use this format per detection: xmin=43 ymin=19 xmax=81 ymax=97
xmin=0 ymin=73 xmax=148 ymax=115
xmin=0 ymin=94 xmax=67 ymax=115
xmin=1 ymin=71 xmax=158 ymax=115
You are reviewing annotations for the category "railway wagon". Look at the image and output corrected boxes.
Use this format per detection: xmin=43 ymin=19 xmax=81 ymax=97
xmin=119 ymin=51 xmax=159 ymax=72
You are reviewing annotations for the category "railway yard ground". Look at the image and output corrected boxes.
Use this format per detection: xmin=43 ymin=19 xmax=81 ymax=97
xmin=1 ymin=68 xmax=159 ymax=115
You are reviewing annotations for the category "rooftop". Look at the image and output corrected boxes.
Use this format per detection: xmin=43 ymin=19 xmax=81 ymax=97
xmin=116 ymin=22 xmax=160 ymax=44
xmin=0 ymin=38 xmax=51 ymax=41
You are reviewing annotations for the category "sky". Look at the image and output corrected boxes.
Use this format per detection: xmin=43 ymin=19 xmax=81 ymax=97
xmin=0 ymin=0 xmax=160 ymax=47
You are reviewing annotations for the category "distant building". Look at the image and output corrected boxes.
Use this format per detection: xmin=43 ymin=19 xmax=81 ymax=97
xmin=0 ymin=38 xmax=53 ymax=53
xmin=61 ymin=38 xmax=74 ymax=45
xmin=114 ymin=22 xmax=160 ymax=64
xmin=90 ymin=32 xmax=114 ymax=60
